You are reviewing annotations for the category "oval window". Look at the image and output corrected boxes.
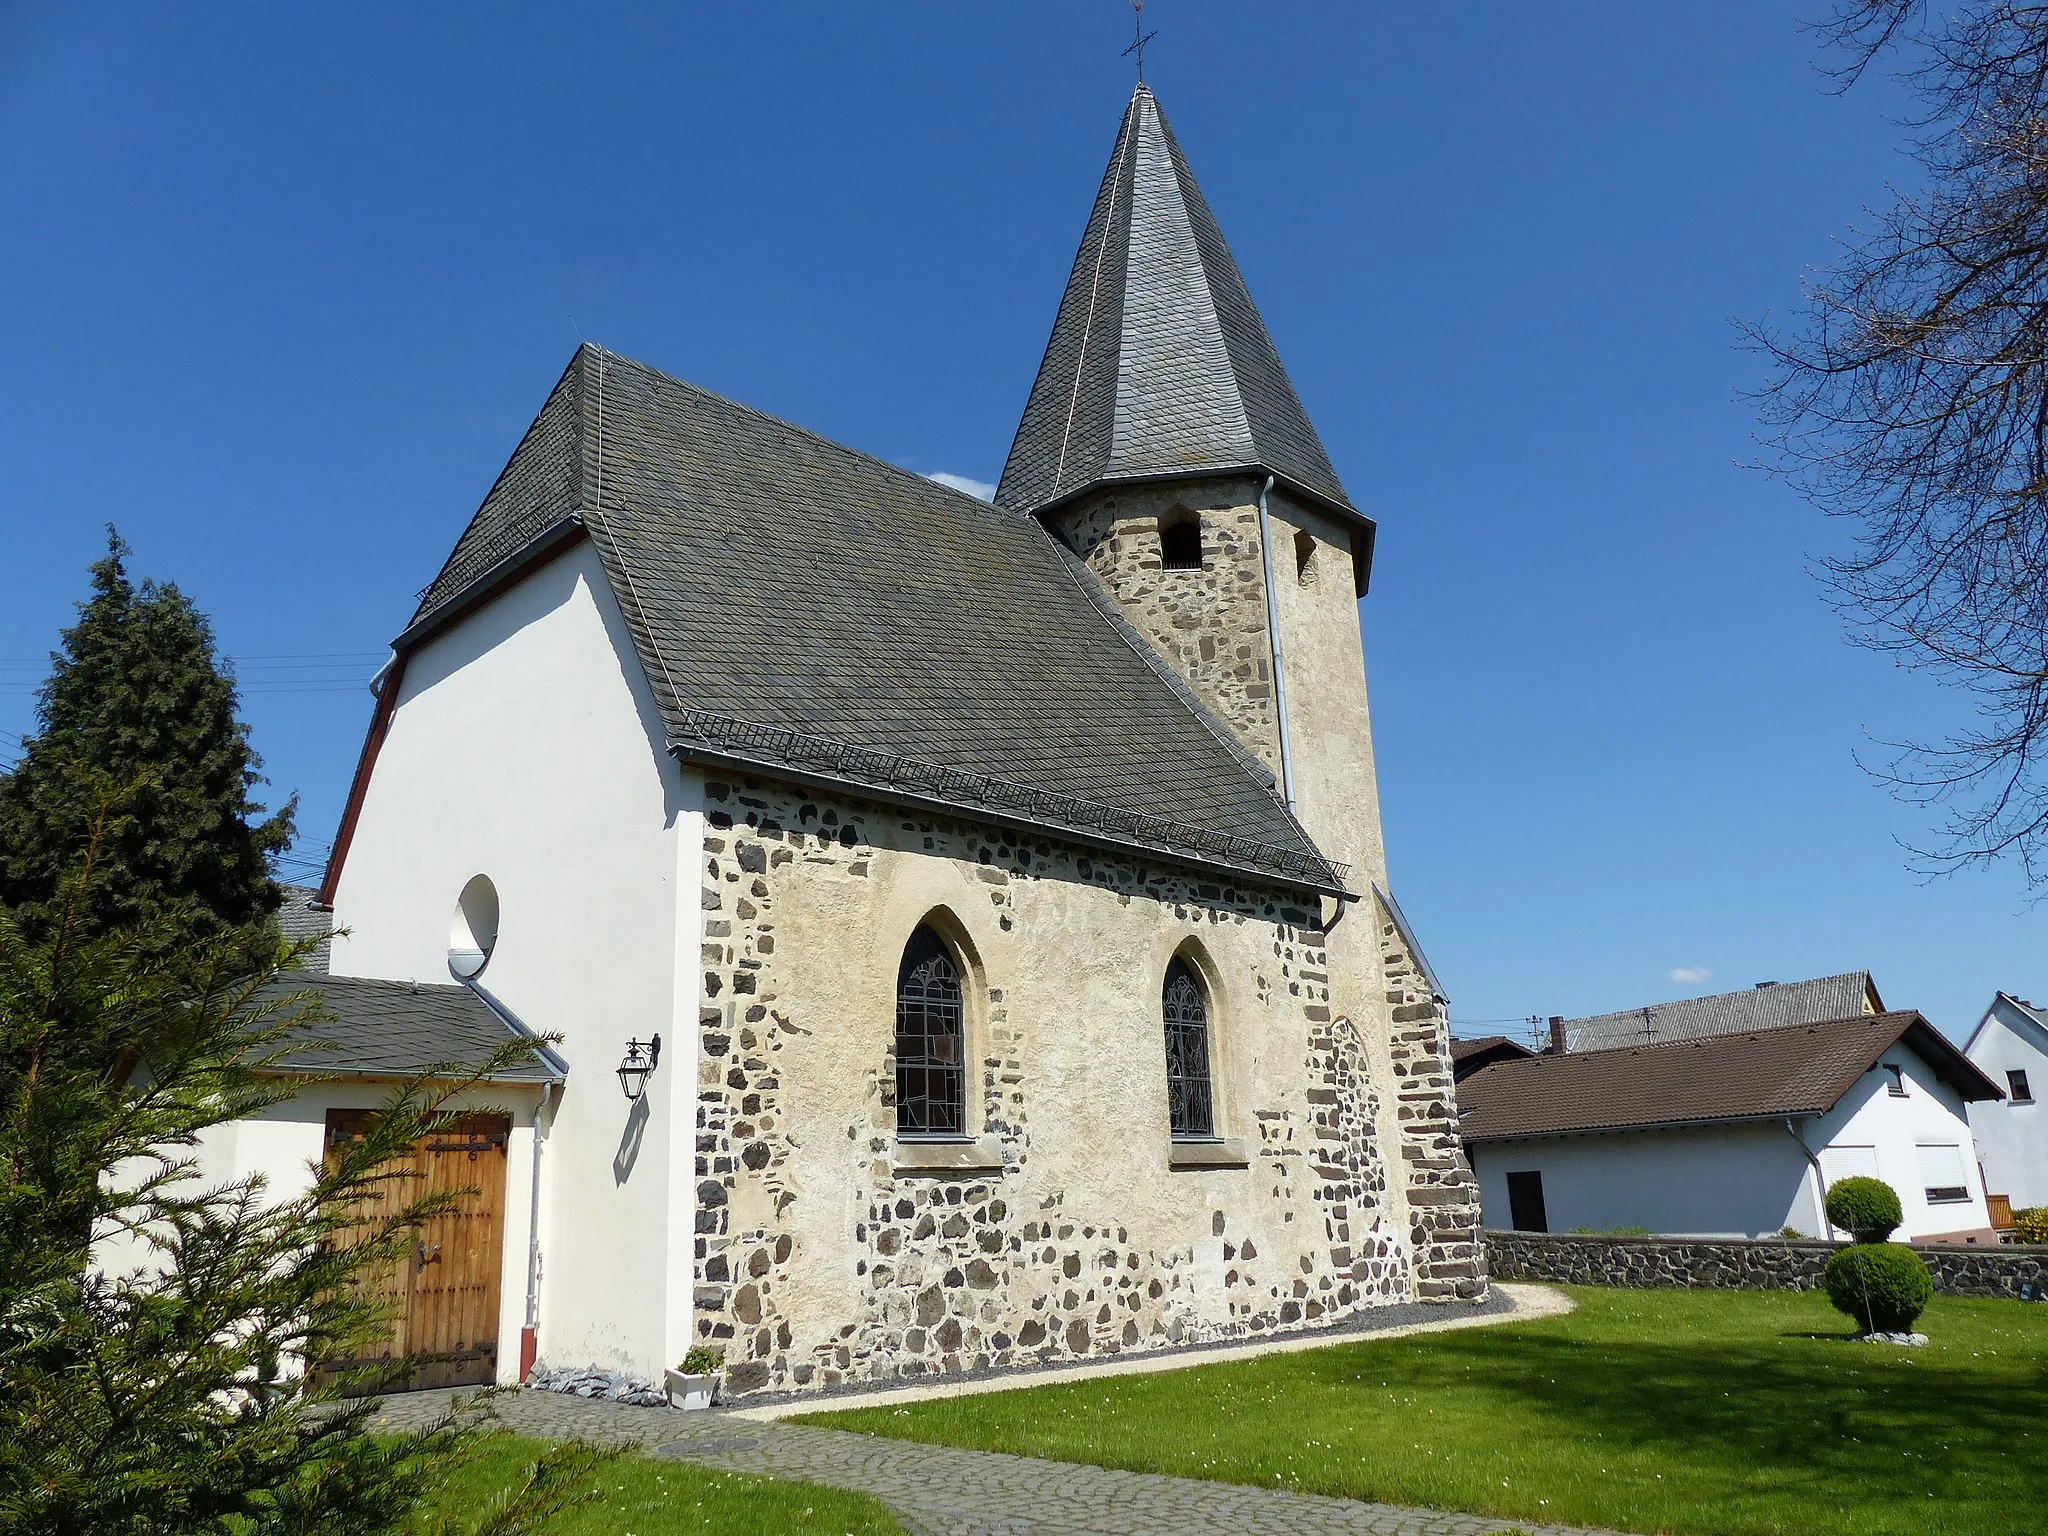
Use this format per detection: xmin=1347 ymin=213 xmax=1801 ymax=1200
xmin=447 ymin=874 xmax=500 ymax=979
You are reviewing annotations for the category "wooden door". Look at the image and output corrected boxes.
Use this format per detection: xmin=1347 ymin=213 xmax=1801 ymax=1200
xmin=324 ymin=1110 xmax=510 ymax=1392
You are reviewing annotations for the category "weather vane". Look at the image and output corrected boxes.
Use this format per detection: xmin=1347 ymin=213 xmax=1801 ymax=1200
xmin=1122 ymin=0 xmax=1158 ymax=82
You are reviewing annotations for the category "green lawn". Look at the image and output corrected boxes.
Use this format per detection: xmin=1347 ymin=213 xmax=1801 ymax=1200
xmin=432 ymin=1436 xmax=904 ymax=1536
xmin=801 ymin=1287 xmax=2048 ymax=1536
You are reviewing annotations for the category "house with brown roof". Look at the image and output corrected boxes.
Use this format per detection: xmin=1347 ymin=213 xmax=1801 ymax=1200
xmin=1458 ymin=1010 xmax=2004 ymax=1241
xmin=1449 ymin=1035 xmax=1534 ymax=1083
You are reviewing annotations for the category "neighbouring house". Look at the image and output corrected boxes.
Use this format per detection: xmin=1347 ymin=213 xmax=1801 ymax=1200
xmin=1449 ymin=1035 xmax=1534 ymax=1083
xmin=1963 ymin=993 xmax=2048 ymax=1210
xmin=1458 ymin=1011 xmax=2004 ymax=1241
xmin=134 ymin=84 xmax=1483 ymax=1400
xmin=1559 ymin=971 xmax=1884 ymax=1053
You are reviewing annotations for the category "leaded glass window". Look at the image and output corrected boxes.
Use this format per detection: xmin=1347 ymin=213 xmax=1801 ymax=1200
xmin=896 ymin=927 xmax=965 ymax=1138
xmin=1163 ymin=959 xmax=1215 ymax=1139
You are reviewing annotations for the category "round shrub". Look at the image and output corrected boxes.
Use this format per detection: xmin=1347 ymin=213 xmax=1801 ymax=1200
xmin=2013 ymin=1206 xmax=2048 ymax=1245
xmin=1825 ymin=1175 xmax=1903 ymax=1242
xmin=1823 ymin=1242 xmax=1934 ymax=1334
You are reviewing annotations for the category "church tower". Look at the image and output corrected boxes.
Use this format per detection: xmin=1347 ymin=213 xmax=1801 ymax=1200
xmin=998 ymin=84 xmax=1484 ymax=1300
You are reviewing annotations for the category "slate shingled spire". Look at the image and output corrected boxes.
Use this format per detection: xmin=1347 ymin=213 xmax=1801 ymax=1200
xmin=997 ymin=84 xmax=1355 ymax=521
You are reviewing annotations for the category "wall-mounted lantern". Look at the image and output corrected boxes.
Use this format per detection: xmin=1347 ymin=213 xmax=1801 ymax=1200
xmin=617 ymin=1035 xmax=661 ymax=1101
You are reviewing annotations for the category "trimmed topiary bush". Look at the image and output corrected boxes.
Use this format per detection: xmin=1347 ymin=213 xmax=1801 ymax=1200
xmin=1825 ymin=1175 xmax=1903 ymax=1242
xmin=2013 ymin=1206 xmax=2048 ymax=1245
xmin=1823 ymin=1242 xmax=1934 ymax=1334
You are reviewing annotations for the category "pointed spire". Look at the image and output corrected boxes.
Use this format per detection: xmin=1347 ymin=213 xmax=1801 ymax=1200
xmin=997 ymin=85 xmax=1356 ymax=522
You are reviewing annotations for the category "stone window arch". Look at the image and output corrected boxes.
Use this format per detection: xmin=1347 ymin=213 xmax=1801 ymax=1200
xmin=1159 ymin=507 xmax=1203 ymax=571
xmin=1162 ymin=956 xmax=1216 ymax=1139
xmin=896 ymin=924 xmax=967 ymax=1138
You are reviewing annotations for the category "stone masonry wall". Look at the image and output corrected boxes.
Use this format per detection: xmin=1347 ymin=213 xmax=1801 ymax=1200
xmin=1486 ymin=1230 xmax=2048 ymax=1299
xmin=693 ymin=773 xmax=1422 ymax=1397
xmin=1379 ymin=904 xmax=1487 ymax=1300
xmin=1050 ymin=477 xmax=1282 ymax=776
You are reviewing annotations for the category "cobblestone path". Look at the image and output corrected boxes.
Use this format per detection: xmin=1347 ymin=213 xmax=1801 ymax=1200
xmin=369 ymin=1385 xmax=1609 ymax=1536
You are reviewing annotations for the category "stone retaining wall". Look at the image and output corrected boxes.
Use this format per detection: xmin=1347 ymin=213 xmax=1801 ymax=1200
xmin=1485 ymin=1230 xmax=2048 ymax=1299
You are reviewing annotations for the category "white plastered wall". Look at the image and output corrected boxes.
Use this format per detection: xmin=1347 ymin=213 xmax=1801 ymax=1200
xmin=328 ymin=540 xmax=703 ymax=1383
xmin=1471 ymin=1123 xmax=1818 ymax=1239
xmin=1810 ymin=1046 xmax=1993 ymax=1239
xmin=1964 ymin=998 xmax=2048 ymax=1207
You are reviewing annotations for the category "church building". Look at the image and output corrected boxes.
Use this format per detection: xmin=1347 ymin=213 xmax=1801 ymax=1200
xmin=287 ymin=82 xmax=1481 ymax=1398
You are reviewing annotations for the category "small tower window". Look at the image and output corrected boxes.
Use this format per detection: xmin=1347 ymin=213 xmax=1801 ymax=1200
xmin=1883 ymin=1063 xmax=1907 ymax=1097
xmin=2009 ymin=1069 xmax=2033 ymax=1103
xmin=1162 ymin=959 xmax=1215 ymax=1139
xmin=896 ymin=926 xmax=965 ymax=1138
xmin=1159 ymin=510 xmax=1202 ymax=571
xmin=1294 ymin=528 xmax=1317 ymax=585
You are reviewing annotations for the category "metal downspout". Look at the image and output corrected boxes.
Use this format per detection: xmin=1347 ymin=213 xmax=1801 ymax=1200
xmin=523 ymin=1081 xmax=552 ymax=1367
xmin=1785 ymin=1117 xmax=1837 ymax=1240
xmin=1255 ymin=474 xmax=1298 ymax=813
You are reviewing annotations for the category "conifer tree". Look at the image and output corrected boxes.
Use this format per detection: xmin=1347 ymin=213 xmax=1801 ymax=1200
xmin=0 ymin=530 xmax=294 ymax=952
xmin=0 ymin=795 xmax=604 ymax=1534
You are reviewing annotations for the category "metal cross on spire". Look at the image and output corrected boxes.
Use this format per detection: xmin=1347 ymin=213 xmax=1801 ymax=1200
xmin=1122 ymin=0 xmax=1158 ymax=82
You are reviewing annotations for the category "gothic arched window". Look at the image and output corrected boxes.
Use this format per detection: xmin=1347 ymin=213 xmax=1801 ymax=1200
xmin=1162 ymin=958 xmax=1215 ymax=1139
xmin=1159 ymin=510 xmax=1203 ymax=570
xmin=896 ymin=926 xmax=965 ymax=1137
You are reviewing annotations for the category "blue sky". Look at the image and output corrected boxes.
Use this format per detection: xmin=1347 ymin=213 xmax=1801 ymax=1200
xmin=1 ymin=3 xmax=2034 ymax=1041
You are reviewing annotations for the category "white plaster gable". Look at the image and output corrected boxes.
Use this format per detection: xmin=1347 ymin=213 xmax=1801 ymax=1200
xmin=327 ymin=538 xmax=704 ymax=1382
xmin=1806 ymin=1044 xmax=1991 ymax=1239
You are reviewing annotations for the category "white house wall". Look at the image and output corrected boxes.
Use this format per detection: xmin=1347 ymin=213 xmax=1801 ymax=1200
xmin=1471 ymin=1123 xmax=1818 ymax=1239
xmin=1807 ymin=1046 xmax=1992 ymax=1239
xmin=328 ymin=540 xmax=703 ymax=1384
xmin=1965 ymin=999 xmax=2048 ymax=1208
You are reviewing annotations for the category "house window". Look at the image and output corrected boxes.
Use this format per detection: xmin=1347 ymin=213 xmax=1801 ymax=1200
xmin=1162 ymin=959 xmax=1215 ymax=1139
xmin=1883 ymin=1064 xmax=1907 ymax=1097
xmin=895 ymin=926 xmax=965 ymax=1138
xmin=1917 ymin=1142 xmax=1970 ymax=1204
xmin=1159 ymin=510 xmax=1202 ymax=571
xmin=2009 ymin=1069 xmax=2034 ymax=1104
xmin=1506 ymin=1170 xmax=1548 ymax=1233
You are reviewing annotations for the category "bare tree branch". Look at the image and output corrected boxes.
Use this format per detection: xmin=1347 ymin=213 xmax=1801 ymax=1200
xmin=1755 ymin=3 xmax=2048 ymax=885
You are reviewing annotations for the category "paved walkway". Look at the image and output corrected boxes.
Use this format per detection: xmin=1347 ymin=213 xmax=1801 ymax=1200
xmin=367 ymin=1286 xmax=1608 ymax=1536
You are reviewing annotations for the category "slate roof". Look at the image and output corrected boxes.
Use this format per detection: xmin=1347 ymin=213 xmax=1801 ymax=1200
xmin=1564 ymin=972 xmax=1881 ymax=1052
xmin=262 ymin=974 xmax=564 ymax=1083
xmin=996 ymin=85 xmax=1359 ymax=530
xmin=1458 ymin=1011 xmax=2001 ymax=1143
xmin=276 ymin=884 xmax=332 ymax=974
xmin=405 ymin=344 xmax=1342 ymax=894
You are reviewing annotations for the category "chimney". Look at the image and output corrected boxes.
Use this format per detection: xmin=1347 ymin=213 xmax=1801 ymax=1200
xmin=1548 ymin=1016 xmax=1567 ymax=1055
